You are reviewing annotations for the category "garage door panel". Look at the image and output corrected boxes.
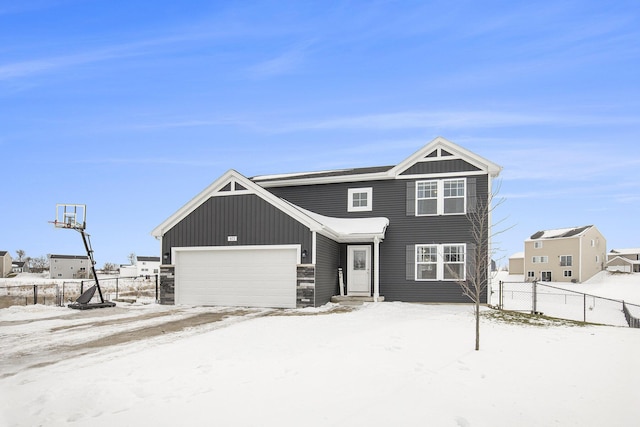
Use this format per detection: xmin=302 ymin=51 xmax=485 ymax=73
xmin=175 ymin=247 xmax=298 ymax=309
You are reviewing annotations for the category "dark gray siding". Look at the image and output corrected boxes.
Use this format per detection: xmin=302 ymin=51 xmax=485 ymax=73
xmin=162 ymin=194 xmax=313 ymax=264
xmin=315 ymin=234 xmax=340 ymax=305
xmin=401 ymin=159 xmax=480 ymax=175
xmin=269 ymin=174 xmax=489 ymax=303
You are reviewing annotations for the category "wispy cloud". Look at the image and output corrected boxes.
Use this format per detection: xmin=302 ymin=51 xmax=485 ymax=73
xmin=245 ymin=39 xmax=316 ymax=79
xmin=262 ymin=110 xmax=640 ymax=133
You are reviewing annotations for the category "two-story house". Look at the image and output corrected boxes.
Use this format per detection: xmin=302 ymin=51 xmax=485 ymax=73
xmin=523 ymin=225 xmax=606 ymax=283
xmin=49 ymin=254 xmax=91 ymax=279
xmin=606 ymin=248 xmax=640 ymax=273
xmin=151 ymin=137 xmax=502 ymax=308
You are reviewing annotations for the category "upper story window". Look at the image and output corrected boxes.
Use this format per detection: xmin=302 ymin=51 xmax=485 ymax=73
xmin=534 ymin=241 xmax=543 ymax=249
xmin=532 ymin=256 xmax=548 ymax=264
xmin=416 ymin=179 xmax=466 ymax=216
xmin=560 ymin=255 xmax=573 ymax=267
xmin=348 ymin=187 xmax=373 ymax=212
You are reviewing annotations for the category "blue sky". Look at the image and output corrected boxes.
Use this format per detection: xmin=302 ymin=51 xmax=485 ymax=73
xmin=2 ymin=0 xmax=639 ymax=268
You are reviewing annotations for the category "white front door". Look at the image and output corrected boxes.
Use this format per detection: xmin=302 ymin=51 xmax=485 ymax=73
xmin=347 ymin=245 xmax=371 ymax=296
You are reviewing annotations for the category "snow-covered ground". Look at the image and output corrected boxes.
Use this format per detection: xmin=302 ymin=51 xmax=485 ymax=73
xmin=1 ymin=302 xmax=638 ymax=427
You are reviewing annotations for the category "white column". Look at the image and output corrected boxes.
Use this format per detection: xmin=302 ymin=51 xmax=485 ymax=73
xmin=374 ymin=237 xmax=381 ymax=302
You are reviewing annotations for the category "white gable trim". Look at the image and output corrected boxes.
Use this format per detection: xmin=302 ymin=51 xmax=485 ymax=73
xmin=389 ymin=136 xmax=502 ymax=177
xmin=151 ymin=170 xmax=325 ymax=238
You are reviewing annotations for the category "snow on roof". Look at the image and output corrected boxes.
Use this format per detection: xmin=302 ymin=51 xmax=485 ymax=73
xmin=509 ymin=252 xmax=525 ymax=259
xmin=528 ymin=225 xmax=592 ymax=240
xmin=610 ymin=248 xmax=640 ymax=254
xmin=284 ymin=202 xmax=389 ymax=240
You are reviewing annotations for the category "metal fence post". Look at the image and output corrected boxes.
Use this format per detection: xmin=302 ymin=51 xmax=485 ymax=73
xmin=33 ymin=285 xmax=37 ymax=305
xmin=532 ymin=280 xmax=537 ymax=314
xmin=499 ymin=281 xmax=503 ymax=309
xmin=155 ymin=274 xmax=159 ymax=302
xmin=583 ymin=293 xmax=587 ymax=323
xmin=116 ymin=278 xmax=119 ymax=300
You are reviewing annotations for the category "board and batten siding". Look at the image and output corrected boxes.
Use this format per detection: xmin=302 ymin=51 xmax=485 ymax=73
xmin=314 ymin=234 xmax=341 ymax=305
xmin=161 ymin=194 xmax=313 ymax=264
xmin=267 ymin=172 xmax=490 ymax=304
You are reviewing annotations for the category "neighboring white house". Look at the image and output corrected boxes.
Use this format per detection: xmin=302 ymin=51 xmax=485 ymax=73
xmin=49 ymin=254 xmax=91 ymax=279
xmin=119 ymin=256 xmax=161 ymax=277
xmin=607 ymin=248 xmax=640 ymax=273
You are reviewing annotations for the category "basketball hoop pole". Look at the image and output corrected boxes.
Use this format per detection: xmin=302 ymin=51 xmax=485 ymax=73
xmin=77 ymin=228 xmax=106 ymax=303
xmin=52 ymin=203 xmax=115 ymax=309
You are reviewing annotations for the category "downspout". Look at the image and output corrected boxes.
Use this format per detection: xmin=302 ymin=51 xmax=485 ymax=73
xmin=374 ymin=237 xmax=381 ymax=302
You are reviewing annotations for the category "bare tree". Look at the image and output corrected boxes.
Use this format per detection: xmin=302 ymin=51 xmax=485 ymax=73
xmin=29 ymin=255 xmax=49 ymax=273
xmin=15 ymin=249 xmax=25 ymax=261
xmin=102 ymin=262 xmax=117 ymax=274
xmin=128 ymin=253 xmax=136 ymax=265
xmin=448 ymin=182 xmax=509 ymax=351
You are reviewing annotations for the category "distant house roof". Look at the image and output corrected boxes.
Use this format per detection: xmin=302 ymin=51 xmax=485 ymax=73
xmin=609 ymin=248 xmax=640 ymax=255
xmin=606 ymin=256 xmax=640 ymax=266
xmin=137 ymin=256 xmax=160 ymax=262
xmin=528 ymin=225 xmax=593 ymax=240
xmin=12 ymin=261 xmax=25 ymax=267
xmin=509 ymin=252 xmax=525 ymax=259
xmin=50 ymin=254 xmax=89 ymax=260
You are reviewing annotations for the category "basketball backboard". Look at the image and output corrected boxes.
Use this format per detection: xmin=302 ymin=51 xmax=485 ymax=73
xmin=54 ymin=204 xmax=86 ymax=230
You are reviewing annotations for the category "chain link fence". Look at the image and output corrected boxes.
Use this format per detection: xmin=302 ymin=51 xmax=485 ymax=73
xmin=495 ymin=281 xmax=640 ymax=327
xmin=0 ymin=276 xmax=159 ymax=308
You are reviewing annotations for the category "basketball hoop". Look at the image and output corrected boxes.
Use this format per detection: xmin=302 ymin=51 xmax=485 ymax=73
xmin=50 ymin=203 xmax=115 ymax=310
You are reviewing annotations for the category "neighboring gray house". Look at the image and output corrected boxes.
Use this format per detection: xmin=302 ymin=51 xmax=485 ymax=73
xmin=152 ymin=137 xmax=502 ymax=308
xmin=0 ymin=251 xmax=12 ymax=278
xmin=607 ymin=248 xmax=640 ymax=273
xmin=49 ymin=254 xmax=91 ymax=279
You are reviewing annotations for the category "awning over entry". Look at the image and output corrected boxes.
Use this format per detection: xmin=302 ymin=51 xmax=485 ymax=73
xmin=287 ymin=204 xmax=389 ymax=243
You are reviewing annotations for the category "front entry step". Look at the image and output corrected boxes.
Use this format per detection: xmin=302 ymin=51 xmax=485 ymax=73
xmin=331 ymin=295 xmax=385 ymax=305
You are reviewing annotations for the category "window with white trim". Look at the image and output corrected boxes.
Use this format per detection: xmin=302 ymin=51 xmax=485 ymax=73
xmin=348 ymin=187 xmax=373 ymax=212
xmin=564 ymin=270 xmax=573 ymax=277
xmin=534 ymin=241 xmax=543 ymax=249
xmin=415 ymin=244 xmax=466 ymax=281
xmin=532 ymin=256 xmax=548 ymax=264
xmin=527 ymin=271 xmax=535 ymax=278
xmin=416 ymin=178 xmax=466 ymax=216
xmin=560 ymin=255 xmax=573 ymax=267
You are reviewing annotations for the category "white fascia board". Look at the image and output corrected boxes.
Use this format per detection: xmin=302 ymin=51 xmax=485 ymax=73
xmin=151 ymin=169 xmax=324 ymax=238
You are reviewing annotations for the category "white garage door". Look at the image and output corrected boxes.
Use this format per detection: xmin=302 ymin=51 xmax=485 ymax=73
xmin=608 ymin=265 xmax=631 ymax=273
xmin=174 ymin=246 xmax=298 ymax=309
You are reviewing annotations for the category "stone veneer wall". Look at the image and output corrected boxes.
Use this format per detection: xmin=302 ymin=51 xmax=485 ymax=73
xmin=296 ymin=264 xmax=315 ymax=308
xmin=159 ymin=265 xmax=175 ymax=305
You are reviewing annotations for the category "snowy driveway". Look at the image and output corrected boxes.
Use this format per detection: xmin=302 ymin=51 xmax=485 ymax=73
xmin=0 ymin=304 xmax=274 ymax=378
